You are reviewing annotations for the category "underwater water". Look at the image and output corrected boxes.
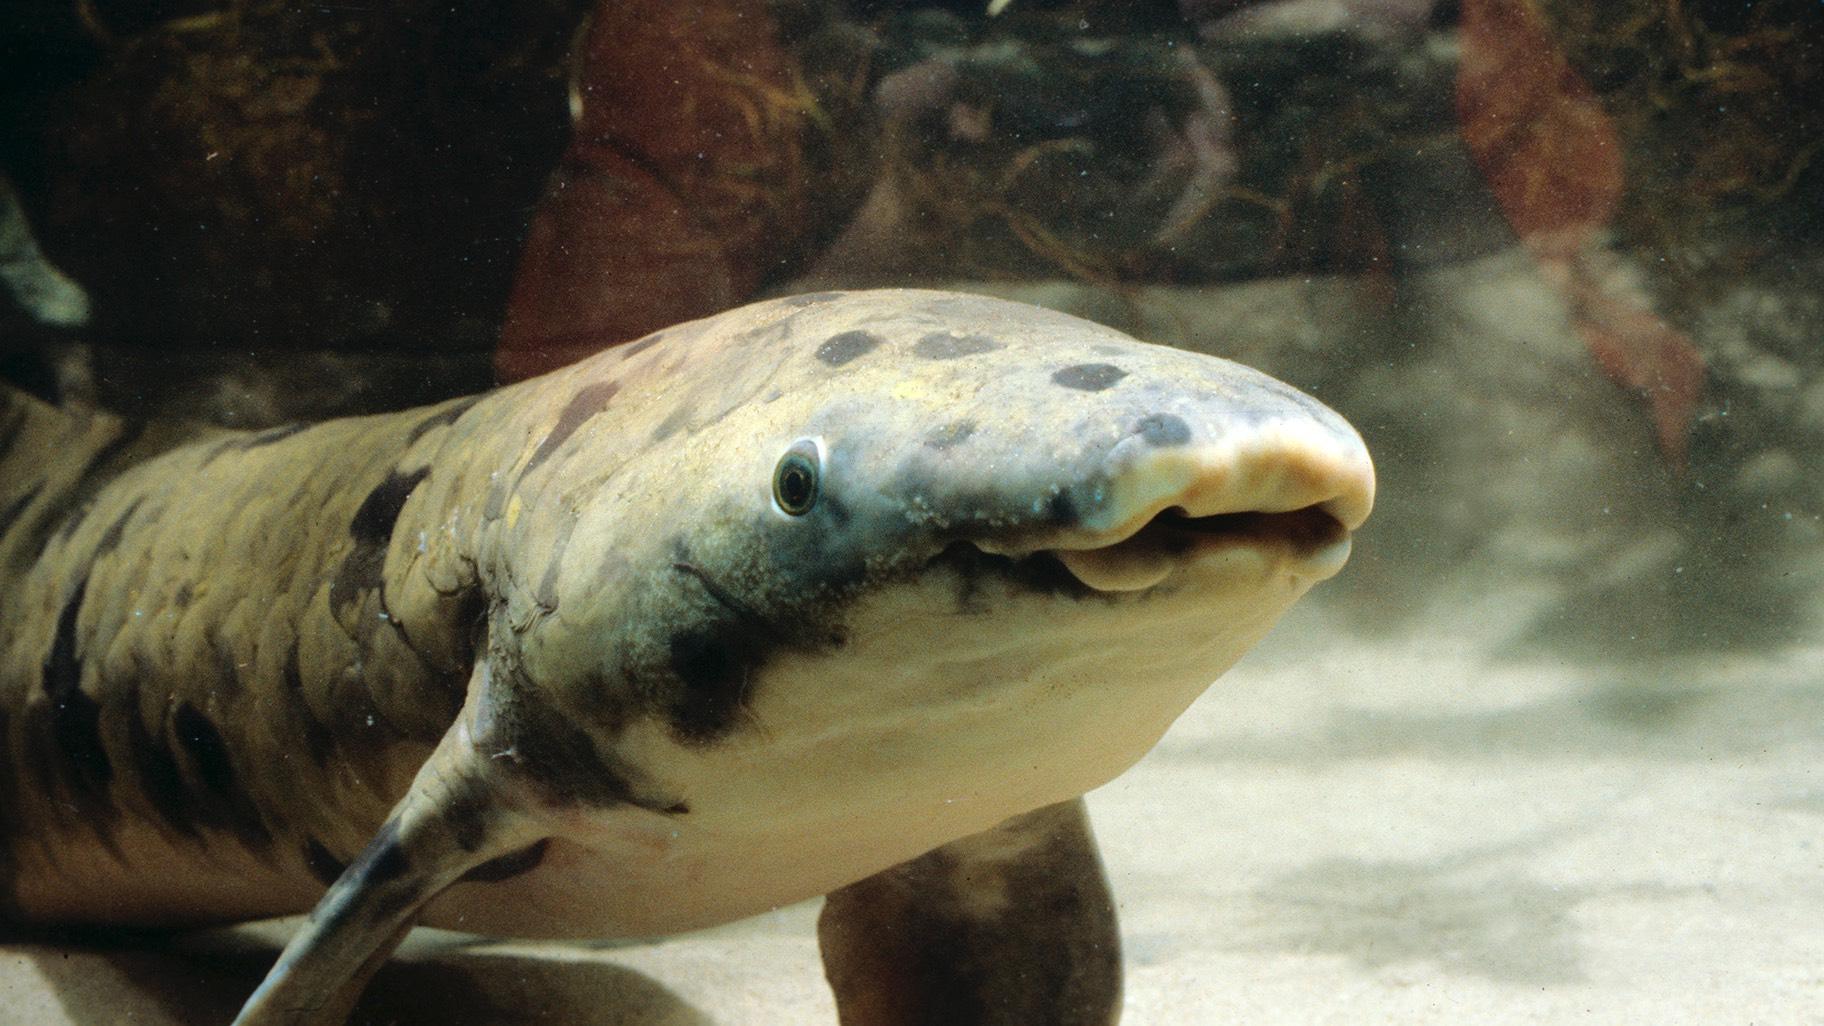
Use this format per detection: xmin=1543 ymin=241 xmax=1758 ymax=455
xmin=2 ymin=1 xmax=1820 ymax=1023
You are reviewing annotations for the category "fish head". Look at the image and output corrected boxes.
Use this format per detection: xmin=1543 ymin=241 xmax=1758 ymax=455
xmin=507 ymin=290 xmax=1372 ymax=787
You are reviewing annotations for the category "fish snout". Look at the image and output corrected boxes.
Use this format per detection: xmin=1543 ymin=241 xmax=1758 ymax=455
xmin=1049 ymin=405 xmax=1375 ymax=594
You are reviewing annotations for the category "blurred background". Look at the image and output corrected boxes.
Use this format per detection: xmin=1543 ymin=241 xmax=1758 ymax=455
xmin=3 ymin=0 xmax=1820 ymax=1021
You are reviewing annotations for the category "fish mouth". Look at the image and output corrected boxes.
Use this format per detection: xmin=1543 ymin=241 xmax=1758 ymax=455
xmin=1047 ymin=503 xmax=1353 ymax=593
xmin=1021 ymin=434 xmax=1374 ymax=594
xmin=934 ymin=418 xmax=1374 ymax=597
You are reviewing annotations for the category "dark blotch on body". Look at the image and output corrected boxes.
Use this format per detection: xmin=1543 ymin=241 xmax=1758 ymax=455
xmin=650 ymin=405 xmax=695 ymax=443
xmin=664 ymin=559 xmax=793 ymax=743
xmin=1134 ymin=413 xmax=1192 ymax=447
xmin=126 ymin=699 xmax=195 ymax=837
xmin=240 ymin=422 xmax=311 ymax=450
xmin=304 ymin=837 xmax=348 ymax=886
xmin=52 ymin=421 xmax=145 ymax=542
xmin=349 ymin=467 xmax=432 ymax=546
xmin=525 ymin=381 xmax=621 ymax=475
xmin=283 ymin=644 xmax=337 ymax=766
xmin=440 ymin=782 xmax=496 ymax=854
xmin=371 ymin=884 xmax=423 ymax=921
xmin=359 ymin=819 xmax=410 ymax=884
xmin=93 ymin=497 xmax=143 ymax=557
xmin=0 ymin=484 xmax=41 ymax=536
xmin=666 ymin=630 xmax=756 ymax=742
xmin=816 ymin=330 xmax=883 ymax=367
xmin=494 ymin=678 xmax=671 ymax=811
xmin=174 ymin=702 xmax=271 ymax=847
xmin=199 ymin=421 xmax=312 ymax=466
xmin=405 ymin=395 xmax=484 ymax=444
xmin=1052 ymin=363 xmax=1127 ymax=392
xmin=914 ymin=332 xmax=1000 ymax=360
xmin=619 ymin=333 xmax=662 ymax=359
xmin=460 ymin=839 xmax=550 ymax=884
xmin=0 ymin=405 xmax=27 ymax=462
xmin=43 ymin=578 xmax=112 ymax=798
xmin=329 ymin=466 xmax=431 ymax=613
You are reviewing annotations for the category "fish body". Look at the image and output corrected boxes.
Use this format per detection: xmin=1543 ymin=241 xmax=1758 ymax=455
xmin=0 ymin=290 xmax=1373 ymax=1023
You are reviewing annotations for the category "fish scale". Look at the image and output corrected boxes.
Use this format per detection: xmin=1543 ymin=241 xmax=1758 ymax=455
xmin=0 ymin=289 xmax=1373 ymax=1025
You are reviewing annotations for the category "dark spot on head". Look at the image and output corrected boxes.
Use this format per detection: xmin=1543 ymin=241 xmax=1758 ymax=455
xmin=816 ymin=330 xmax=883 ymax=367
xmin=914 ymin=332 xmax=1000 ymax=360
xmin=665 ymin=800 xmax=692 ymax=815
xmin=782 ymin=291 xmax=843 ymax=307
xmin=460 ymin=839 xmax=550 ymax=884
xmin=359 ymin=818 xmax=410 ymax=884
xmin=406 ymin=395 xmax=484 ymax=444
xmin=1134 ymin=413 xmax=1192 ymax=447
xmin=174 ymin=702 xmax=271 ymax=848
xmin=304 ymin=837 xmax=347 ymax=886
xmin=330 ymin=466 xmax=431 ymax=614
xmin=525 ymin=380 xmax=620 ymax=474
xmin=173 ymin=583 xmax=194 ymax=610
xmin=43 ymin=578 xmax=112 ymax=800
xmin=1047 ymin=490 xmax=1078 ymax=525
xmin=1052 ymin=363 xmax=1128 ymax=392
xmin=924 ymin=420 xmax=977 ymax=449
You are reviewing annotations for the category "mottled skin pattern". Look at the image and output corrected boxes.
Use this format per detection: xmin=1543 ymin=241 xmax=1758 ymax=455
xmin=0 ymin=290 xmax=1373 ymax=1024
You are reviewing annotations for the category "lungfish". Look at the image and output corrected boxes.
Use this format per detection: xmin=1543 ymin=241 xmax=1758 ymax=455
xmin=0 ymin=289 xmax=1374 ymax=1024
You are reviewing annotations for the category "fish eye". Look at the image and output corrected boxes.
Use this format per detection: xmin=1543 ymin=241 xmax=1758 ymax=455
xmin=773 ymin=440 xmax=821 ymax=516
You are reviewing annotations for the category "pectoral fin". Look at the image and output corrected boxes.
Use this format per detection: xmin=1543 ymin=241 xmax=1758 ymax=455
xmin=818 ymin=798 xmax=1122 ymax=1026
xmin=233 ymin=668 xmax=542 ymax=1026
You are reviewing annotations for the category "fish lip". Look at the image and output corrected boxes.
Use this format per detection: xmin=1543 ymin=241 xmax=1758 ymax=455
xmin=927 ymin=419 xmax=1375 ymax=595
xmin=989 ymin=436 xmax=1375 ymax=593
xmin=1043 ymin=504 xmax=1355 ymax=593
xmin=927 ymin=503 xmax=1356 ymax=600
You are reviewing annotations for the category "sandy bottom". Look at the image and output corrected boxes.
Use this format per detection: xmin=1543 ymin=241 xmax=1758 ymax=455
xmin=2 ymin=578 xmax=1819 ymax=1024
